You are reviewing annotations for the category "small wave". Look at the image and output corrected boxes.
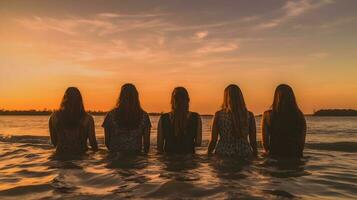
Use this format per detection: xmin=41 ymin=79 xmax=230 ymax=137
xmin=0 ymin=183 xmax=51 ymax=196
xmin=0 ymin=149 xmax=28 ymax=158
xmin=145 ymin=180 xmax=223 ymax=198
xmin=306 ymin=142 xmax=357 ymax=153
xmin=263 ymin=189 xmax=296 ymax=198
xmin=0 ymin=135 xmax=50 ymax=144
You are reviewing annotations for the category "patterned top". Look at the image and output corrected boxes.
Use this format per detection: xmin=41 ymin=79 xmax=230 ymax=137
xmin=49 ymin=112 xmax=97 ymax=155
xmin=214 ymin=110 xmax=255 ymax=157
xmin=102 ymin=110 xmax=151 ymax=153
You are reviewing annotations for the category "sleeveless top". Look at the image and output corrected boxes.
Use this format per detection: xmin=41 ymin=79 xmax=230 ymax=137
xmin=102 ymin=110 xmax=151 ymax=153
xmin=264 ymin=110 xmax=306 ymax=158
xmin=49 ymin=112 xmax=94 ymax=154
xmin=160 ymin=112 xmax=200 ymax=154
xmin=215 ymin=110 xmax=253 ymax=157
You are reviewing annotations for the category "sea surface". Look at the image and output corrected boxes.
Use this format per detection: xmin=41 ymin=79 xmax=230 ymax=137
xmin=0 ymin=115 xmax=356 ymax=200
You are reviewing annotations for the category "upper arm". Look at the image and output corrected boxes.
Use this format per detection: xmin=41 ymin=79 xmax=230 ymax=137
xmin=248 ymin=112 xmax=257 ymax=141
xmin=211 ymin=112 xmax=219 ymax=142
xmin=301 ymin=114 xmax=307 ymax=146
xmin=143 ymin=113 xmax=152 ymax=136
xmin=102 ymin=113 xmax=111 ymax=148
xmin=195 ymin=114 xmax=202 ymax=146
xmin=249 ymin=112 xmax=256 ymax=135
xmin=248 ymin=112 xmax=257 ymax=154
xmin=208 ymin=112 xmax=219 ymax=153
xmin=142 ymin=113 xmax=151 ymax=152
xmin=88 ymin=115 xmax=98 ymax=150
xmin=262 ymin=111 xmax=271 ymax=151
xmin=157 ymin=115 xmax=164 ymax=152
xmin=49 ymin=114 xmax=57 ymax=146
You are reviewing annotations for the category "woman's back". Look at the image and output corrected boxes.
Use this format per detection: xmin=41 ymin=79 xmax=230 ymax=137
xmin=49 ymin=112 xmax=96 ymax=154
xmin=102 ymin=110 xmax=151 ymax=153
xmin=159 ymin=112 xmax=200 ymax=154
xmin=214 ymin=110 xmax=255 ymax=156
xmin=263 ymin=110 xmax=306 ymax=157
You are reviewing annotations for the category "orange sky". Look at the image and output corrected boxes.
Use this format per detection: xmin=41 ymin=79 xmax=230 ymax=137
xmin=1 ymin=0 xmax=357 ymax=114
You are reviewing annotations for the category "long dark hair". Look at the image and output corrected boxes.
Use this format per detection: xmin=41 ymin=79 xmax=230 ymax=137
xmin=222 ymin=84 xmax=249 ymax=138
xmin=170 ymin=87 xmax=190 ymax=136
xmin=58 ymin=87 xmax=85 ymax=129
xmin=271 ymin=84 xmax=303 ymax=132
xmin=114 ymin=83 xmax=144 ymax=129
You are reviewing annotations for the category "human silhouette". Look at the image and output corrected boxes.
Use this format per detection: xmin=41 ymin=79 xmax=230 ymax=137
xmin=157 ymin=87 xmax=202 ymax=154
xmin=262 ymin=84 xmax=306 ymax=158
xmin=102 ymin=83 xmax=151 ymax=153
xmin=208 ymin=84 xmax=257 ymax=157
xmin=49 ymin=87 xmax=98 ymax=154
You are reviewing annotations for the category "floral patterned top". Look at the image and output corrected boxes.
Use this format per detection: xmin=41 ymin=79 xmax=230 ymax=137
xmin=102 ymin=110 xmax=151 ymax=153
xmin=214 ymin=110 xmax=255 ymax=157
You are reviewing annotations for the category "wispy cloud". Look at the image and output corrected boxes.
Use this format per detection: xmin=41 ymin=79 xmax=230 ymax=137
xmin=195 ymin=31 xmax=208 ymax=39
xmin=16 ymin=16 xmax=115 ymax=36
xmin=195 ymin=42 xmax=239 ymax=54
xmin=255 ymin=0 xmax=334 ymax=30
xmin=320 ymin=17 xmax=357 ymax=28
xmin=17 ymin=16 xmax=78 ymax=35
xmin=310 ymin=52 xmax=329 ymax=59
xmin=97 ymin=13 xmax=122 ymax=19
xmin=16 ymin=14 xmax=172 ymax=36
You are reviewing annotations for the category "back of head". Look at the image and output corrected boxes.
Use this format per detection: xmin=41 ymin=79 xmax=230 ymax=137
xmin=171 ymin=87 xmax=190 ymax=136
xmin=271 ymin=84 xmax=303 ymax=133
xmin=58 ymin=87 xmax=85 ymax=129
xmin=222 ymin=84 xmax=248 ymax=138
xmin=115 ymin=83 xmax=143 ymax=129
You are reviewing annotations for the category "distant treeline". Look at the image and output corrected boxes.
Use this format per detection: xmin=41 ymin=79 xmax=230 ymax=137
xmin=0 ymin=109 xmax=212 ymax=116
xmin=313 ymin=109 xmax=357 ymax=116
xmin=0 ymin=109 xmax=53 ymax=116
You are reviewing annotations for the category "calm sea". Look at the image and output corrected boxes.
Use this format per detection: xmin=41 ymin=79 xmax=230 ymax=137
xmin=0 ymin=115 xmax=356 ymax=199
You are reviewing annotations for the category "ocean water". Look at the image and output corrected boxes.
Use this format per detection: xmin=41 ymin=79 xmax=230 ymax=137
xmin=0 ymin=115 xmax=356 ymax=200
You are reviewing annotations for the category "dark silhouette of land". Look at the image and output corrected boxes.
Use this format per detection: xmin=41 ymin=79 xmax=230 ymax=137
xmin=313 ymin=109 xmax=357 ymax=116
xmin=0 ymin=109 xmax=53 ymax=116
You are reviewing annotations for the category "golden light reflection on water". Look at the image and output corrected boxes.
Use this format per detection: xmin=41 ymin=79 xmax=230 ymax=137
xmin=0 ymin=116 xmax=357 ymax=199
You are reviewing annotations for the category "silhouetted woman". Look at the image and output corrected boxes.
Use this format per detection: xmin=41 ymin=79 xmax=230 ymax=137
xmin=49 ymin=87 xmax=98 ymax=154
xmin=208 ymin=84 xmax=257 ymax=157
xmin=157 ymin=87 xmax=202 ymax=154
xmin=262 ymin=84 xmax=306 ymax=158
xmin=102 ymin=83 xmax=151 ymax=153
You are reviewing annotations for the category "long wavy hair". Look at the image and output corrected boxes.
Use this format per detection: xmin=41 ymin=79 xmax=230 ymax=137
xmin=170 ymin=87 xmax=190 ymax=136
xmin=114 ymin=83 xmax=144 ymax=129
xmin=222 ymin=84 xmax=249 ymax=138
xmin=58 ymin=87 xmax=85 ymax=129
xmin=271 ymin=84 xmax=303 ymax=132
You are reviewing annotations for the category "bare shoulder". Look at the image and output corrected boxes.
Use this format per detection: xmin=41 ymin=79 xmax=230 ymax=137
xmin=190 ymin=111 xmax=200 ymax=118
xmin=263 ymin=110 xmax=272 ymax=118
xmin=83 ymin=113 xmax=94 ymax=124
xmin=49 ymin=112 xmax=59 ymax=123
xmin=298 ymin=110 xmax=306 ymax=122
xmin=262 ymin=110 xmax=273 ymax=125
xmin=142 ymin=111 xmax=150 ymax=118
xmin=214 ymin=110 xmax=224 ymax=117
xmin=248 ymin=111 xmax=255 ymax=118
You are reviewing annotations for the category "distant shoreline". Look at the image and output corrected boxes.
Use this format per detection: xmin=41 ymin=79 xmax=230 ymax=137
xmin=313 ymin=109 xmax=357 ymax=116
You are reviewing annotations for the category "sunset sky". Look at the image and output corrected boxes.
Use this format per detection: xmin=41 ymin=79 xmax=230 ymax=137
xmin=1 ymin=0 xmax=357 ymax=114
